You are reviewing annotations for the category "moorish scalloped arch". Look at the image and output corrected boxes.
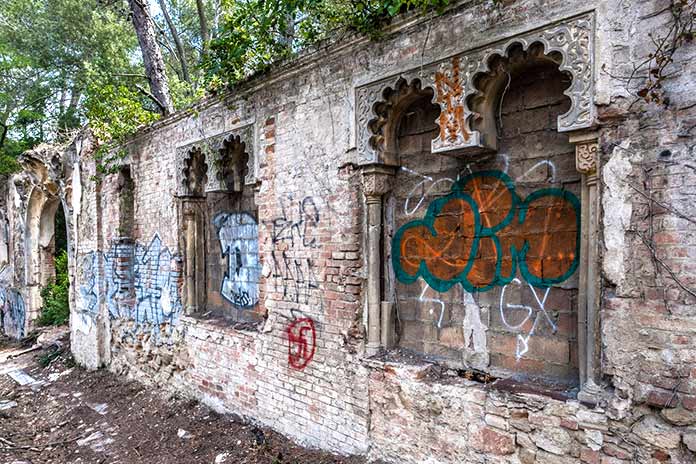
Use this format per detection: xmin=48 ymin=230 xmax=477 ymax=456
xmin=181 ymin=147 xmax=209 ymax=197
xmin=214 ymin=134 xmax=250 ymax=193
xmin=367 ymin=77 xmax=440 ymax=166
xmin=175 ymin=123 xmax=256 ymax=196
xmin=466 ymin=41 xmax=570 ymax=153
xmin=354 ymin=12 xmax=595 ymax=162
xmin=356 ymin=12 xmax=604 ymax=401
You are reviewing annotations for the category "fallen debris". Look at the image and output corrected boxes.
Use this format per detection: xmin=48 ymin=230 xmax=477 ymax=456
xmin=86 ymin=402 xmax=109 ymax=415
xmin=7 ymin=345 xmax=41 ymax=360
xmin=0 ymin=332 xmax=371 ymax=464
xmin=177 ymin=428 xmax=192 ymax=439
xmin=7 ymin=369 xmax=38 ymax=386
xmin=0 ymin=400 xmax=17 ymax=410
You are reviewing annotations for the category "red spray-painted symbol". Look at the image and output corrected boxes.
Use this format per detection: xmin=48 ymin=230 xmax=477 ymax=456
xmin=287 ymin=318 xmax=316 ymax=370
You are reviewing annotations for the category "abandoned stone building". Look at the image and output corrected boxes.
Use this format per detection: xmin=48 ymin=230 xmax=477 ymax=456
xmin=1 ymin=0 xmax=696 ymax=462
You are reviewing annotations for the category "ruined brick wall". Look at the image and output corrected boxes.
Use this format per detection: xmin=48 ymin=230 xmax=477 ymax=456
xmin=2 ymin=0 xmax=696 ymax=462
xmin=74 ymin=0 xmax=696 ymax=460
xmin=99 ymin=83 xmax=369 ymax=452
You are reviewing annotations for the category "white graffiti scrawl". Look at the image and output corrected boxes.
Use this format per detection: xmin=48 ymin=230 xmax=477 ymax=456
xmin=213 ymin=212 xmax=261 ymax=309
xmin=499 ymin=278 xmax=557 ymax=360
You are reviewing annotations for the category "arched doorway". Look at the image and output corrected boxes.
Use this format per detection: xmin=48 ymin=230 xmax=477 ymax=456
xmin=25 ymin=184 xmax=71 ymax=332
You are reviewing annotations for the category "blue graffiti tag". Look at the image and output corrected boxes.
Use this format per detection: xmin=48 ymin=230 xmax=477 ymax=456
xmin=213 ymin=212 xmax=261 ymax=309
xmin=81 ymin=234 xmax=183 ymax=332
xmin=0 ymin=286 xmax=25 ymax=338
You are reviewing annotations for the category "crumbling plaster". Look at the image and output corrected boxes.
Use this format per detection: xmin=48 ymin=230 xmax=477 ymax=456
xmin=1 ymin=0 xmax=695 ymax=462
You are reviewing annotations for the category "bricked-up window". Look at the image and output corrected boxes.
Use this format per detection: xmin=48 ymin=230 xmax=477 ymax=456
xmin=203 ymin=136 xmax=262 ymax=323
xmin=386 ymin=52 xmax=580 ymax=387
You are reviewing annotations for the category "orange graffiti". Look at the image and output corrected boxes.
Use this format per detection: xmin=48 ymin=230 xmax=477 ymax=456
xmin=393 ymin=171 xmax=580 ymax=292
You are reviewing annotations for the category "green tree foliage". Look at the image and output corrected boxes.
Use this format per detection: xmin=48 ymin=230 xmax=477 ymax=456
xmin=0 ymin=0 xmax=140 ymax=172
xmin=1 ymin=0 xmax=450 ymax=176
xmin=39 ymin=249 xmax=70 ymax=326
xmin=86 ymin=84 xmax=161 ymax=174
xmin=204 ymin=0 xmax=450 ymax=88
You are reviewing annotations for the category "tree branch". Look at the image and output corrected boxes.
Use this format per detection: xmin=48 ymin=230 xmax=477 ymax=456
xmin=634 ymin=230 xmax=696 ymax=300
xmin=157 ymin=0 xmax=191 ymax=83
xmin=134 ymin=83 xmax=166 ymax=113
xmin=623 ymin=178 xmax=696 ymax=225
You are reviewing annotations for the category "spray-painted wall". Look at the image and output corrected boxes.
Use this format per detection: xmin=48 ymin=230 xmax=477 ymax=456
xmin=0 ymin=274 xmax=25 ymax=339
xmin=2 ymin=1 xmax=696 ymax=462
xmin=388 ymin=61 xmax=581 ymax=384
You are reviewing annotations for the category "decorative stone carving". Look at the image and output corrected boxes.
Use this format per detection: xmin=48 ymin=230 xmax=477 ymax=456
xmin=431 ymin=56 xmax=479 ymax=154
xmin=366 ymin=78 xmax=437 ymax=166
xmin=215 ymin=134 xmax=249 ymax=193
xmin=355 ymin=12 xmax=595 ymax=162
xmin=182 ymin=148 xmax=208 ymax=197
xmin=568 ymin=130 xmax=601 ymax=400
xmin=176 ymin=123 xmax=255 ymax=196
xmin=360 ymin=164 xmax=396 ymax=198
xmin=576 ymin=140 xmax=599 ymax=175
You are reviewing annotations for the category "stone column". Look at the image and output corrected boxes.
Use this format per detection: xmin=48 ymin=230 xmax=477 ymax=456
xmin=182 ymin=198 xmax=205 ymax=314
xmin=360 ymin=164 xmax=395 ymax=357
xmin=570 ymin=132 xmax=603 ymax=404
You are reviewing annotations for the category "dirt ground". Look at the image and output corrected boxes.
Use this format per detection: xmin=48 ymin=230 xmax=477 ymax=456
xmin=0 ymin=329 xmax=370 ymax=464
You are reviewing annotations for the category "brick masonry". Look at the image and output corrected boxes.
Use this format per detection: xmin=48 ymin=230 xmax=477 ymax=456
xmin=1 ymin=0 xmax=696 ymax=462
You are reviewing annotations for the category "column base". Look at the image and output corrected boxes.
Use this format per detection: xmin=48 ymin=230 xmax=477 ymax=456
xmin=578 ymin=379 xmax=604 ymax=405
xmin=366 ymin=342 xmax=382 ymax=357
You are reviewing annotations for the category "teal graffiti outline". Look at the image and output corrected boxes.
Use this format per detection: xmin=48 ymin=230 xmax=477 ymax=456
xmin=392 ymin=170 xmax=580 ymax=291
xmin=517 ymin=188 xmax=581 ymax=287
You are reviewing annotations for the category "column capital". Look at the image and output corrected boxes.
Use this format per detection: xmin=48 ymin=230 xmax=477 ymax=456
xmin=568 ymin=131 xmax=599 ymax=175
xmin=360 ymin=163 xmax=397 ymax=198
xmin=181 ymin=197 xmax=205 ymax=217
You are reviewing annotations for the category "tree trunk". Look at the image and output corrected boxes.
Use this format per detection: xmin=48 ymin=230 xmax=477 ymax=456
xmin=68 ymin=85 xmax=81 ymax=110
xmin=128 ymin=0 xmax=174 ymax=115
xmin=0 ymin=122 xmax=8 ymax=149
xmin=157 ymin=0 xmax=190 ymax=83
xmin=195 ymin=0 xmax=210 ymax=54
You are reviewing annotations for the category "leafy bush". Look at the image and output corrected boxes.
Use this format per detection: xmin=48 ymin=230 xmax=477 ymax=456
xmin=39 ymin=249 xmax=70 ymax=326
xmin=0 ymin=154 xmax=21 ymax=176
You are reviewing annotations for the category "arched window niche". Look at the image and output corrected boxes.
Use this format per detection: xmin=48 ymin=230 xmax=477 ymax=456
xmin=176 ymin=124 xmax=262 ymax=325
xmin=357 ymin=13 xmax=601 ymax=402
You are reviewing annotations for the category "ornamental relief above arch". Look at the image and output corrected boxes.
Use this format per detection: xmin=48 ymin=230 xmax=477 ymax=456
xmin=175 ymin=123 xmax=256 ymax=197
xmin=355 ymin=12 xmax=595 ymax=164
